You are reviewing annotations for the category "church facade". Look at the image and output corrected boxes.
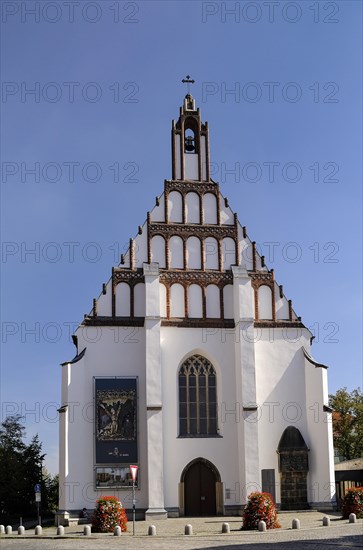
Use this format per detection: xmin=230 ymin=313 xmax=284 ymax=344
xmin=58 ymin=94 xmax=336 ymax=522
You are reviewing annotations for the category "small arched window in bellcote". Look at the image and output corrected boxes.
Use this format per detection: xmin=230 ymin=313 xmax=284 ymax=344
xmin=184 ymin=118 xmax=199 ymax=154
xmin=179 ymin=355 xmax=218 ymax=437
xmin=185 ymin=129 xmax=196 ymax=154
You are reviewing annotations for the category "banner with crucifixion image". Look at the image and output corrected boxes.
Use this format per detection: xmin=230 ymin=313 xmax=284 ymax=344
xmin=94 ymin=377 xmax=138 ymax=464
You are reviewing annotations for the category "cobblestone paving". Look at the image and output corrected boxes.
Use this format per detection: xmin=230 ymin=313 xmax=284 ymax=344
xmin=1 ymin=512 xmax=362 ymax=549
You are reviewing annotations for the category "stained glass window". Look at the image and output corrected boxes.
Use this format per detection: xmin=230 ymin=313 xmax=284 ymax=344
xmin=179 ymin=355 xmax=218 ymax=436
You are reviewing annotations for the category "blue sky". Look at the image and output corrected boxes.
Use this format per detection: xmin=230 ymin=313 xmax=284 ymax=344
xmin=1 ymin=0 xmax=362 ymax=474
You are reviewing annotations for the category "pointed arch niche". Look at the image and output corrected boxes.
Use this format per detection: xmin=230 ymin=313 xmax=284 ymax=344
xmin=151 ymin=235 xmax=166 ymax=268
xmin=203 ymin=193 xmax=217 ymax=224
xmin=134 ymin=283 xmax=145 ymax=317
xmin=204 ymin=237 xmax=219 ymax=270
xmin=185 ymin=192 xmax=200 ymax=223
xmin=223 ymin=285 xmax=234 ymax=319
xmin=187 ymin=236 xmax=202 ymax=269
xmin=258 ymin=285 xmax=273 ymax=320
xmin=170 ymin=283 xmax=185 ymax=317
xmin=115 ymin=282 xmax=130 ymax=316
xmin=222 ymin=237 xmax=236 ymax=270
xmin=169 ymin=235 xmax=184 ymax=269
xmin=206 ymin=284 xmax=220 ymax=318
xmin=188 ymin=284 xmax=203 ymax=318
xmin=159 ymin=283 xmax=167 ymax=318
xmin=168 ymin=191 xmax=183 ymax=223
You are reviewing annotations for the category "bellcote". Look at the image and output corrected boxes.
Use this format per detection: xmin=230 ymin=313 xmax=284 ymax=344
xmin=171 ymin=94 xmax=211 ymax=182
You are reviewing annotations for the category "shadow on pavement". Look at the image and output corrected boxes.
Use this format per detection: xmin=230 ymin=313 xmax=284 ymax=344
xmin=194 ymin=533 xmax=363 ymax=549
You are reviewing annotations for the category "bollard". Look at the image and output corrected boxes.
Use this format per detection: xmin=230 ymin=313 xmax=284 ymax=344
xmin=292 ymin=518 xmax=300 ymax=530
xmin=84 ymin=525 xmax=91 ymax=536
xmin=349 ymin=513 xmax=357 ymax=524
xmin=258 ymin=520 xmax=267 ymax=532
xmin=114 ymin=526 xmax=121 ymax=536
xmin=148 ymin=525 xmax=156 ymax=536
xmin=18 ymin=526 xmax=25 ymax=535
xmin=0 ymin=525 xmax=5 ymax=534
xmin=57 ymin=526 xmax=65 ymax=536
xmin=5 ymin=526 xmax=12 ymax=535
xmin=322 ymin=516 xmax=330 ymax=527
xmin=185 ymin=523 xmax=193 ymax=535
xmin=222 ymin=522 xmax=230 ymax=533
xmin=35 ymin=525 xmax=42 ymax=535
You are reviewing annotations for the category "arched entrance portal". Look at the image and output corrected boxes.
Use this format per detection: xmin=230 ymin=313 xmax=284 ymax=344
xmin=181 ymin=458 xmax=221 ymax=516
xmin=277 ymin=426 xmax=310 ymax=510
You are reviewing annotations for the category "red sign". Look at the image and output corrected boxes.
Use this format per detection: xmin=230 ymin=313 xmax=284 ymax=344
xmin=130 ymin=465 xmax=138 ymax=482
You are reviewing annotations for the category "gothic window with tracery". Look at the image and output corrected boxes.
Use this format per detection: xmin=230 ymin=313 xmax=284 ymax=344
xmin=179 ymin=355 xmax=218 ymax=436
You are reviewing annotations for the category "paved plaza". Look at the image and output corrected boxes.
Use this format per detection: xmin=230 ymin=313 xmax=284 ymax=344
xmin=1 ymin=512 xmax=362 ymax=549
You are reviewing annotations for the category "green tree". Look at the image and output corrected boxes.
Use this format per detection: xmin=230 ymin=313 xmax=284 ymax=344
xmin=43 ymin=470 xmax=59 ymax=514
xmin=0 ymin=415 xmax=26 ymax=516
xmin=0 ymin=415 xmax=58 ymax=520
xmin=23 ymin=434 xmax=45 ymax=514
xmin=329 ymin=387 xmax=363 ymax=461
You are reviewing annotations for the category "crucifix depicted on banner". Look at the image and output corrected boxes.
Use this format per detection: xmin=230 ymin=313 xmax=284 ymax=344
xmin=95 ymin=378 xmax=138 ymax=464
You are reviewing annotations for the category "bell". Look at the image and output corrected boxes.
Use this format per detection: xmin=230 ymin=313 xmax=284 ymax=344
xmin=185 ymin=136 xmax=195 ymax=152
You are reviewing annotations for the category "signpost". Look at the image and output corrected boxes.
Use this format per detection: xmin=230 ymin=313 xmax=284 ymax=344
xmin=34 ymin=483 xmax=41 ymax=525
xmin=130 ymin=465 xmax=138 ymax=536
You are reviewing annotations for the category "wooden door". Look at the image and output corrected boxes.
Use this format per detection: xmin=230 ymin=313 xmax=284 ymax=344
xmin=184 ymin=460 xmax=216 ymax=516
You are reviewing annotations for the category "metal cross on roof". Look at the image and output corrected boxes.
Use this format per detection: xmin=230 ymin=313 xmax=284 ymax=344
xmin=182 ymin=75 xmax=195 ymax=94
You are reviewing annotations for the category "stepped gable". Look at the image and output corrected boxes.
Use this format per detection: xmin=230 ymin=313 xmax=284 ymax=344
xmin=83 ymin=94 xmax=303 ymax=330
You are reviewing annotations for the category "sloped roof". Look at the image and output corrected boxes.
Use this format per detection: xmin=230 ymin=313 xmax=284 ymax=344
xmin=335 ymin=458 xmax=363 ymax=471
xmin=303 ymin=347 xmax=328 ymax=369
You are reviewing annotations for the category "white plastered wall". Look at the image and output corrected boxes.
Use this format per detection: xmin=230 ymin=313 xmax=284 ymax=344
xmin=254 ymin=328 xmax=311 ymax=505
xmin=185 ymin=153 xmax=198 ymax=180
xmin=97 ymin=280 xmax=112 ymax=316
xmin=238 ymin=224 xmax=253 ymax=270
xmin=304 ymin=354 xmax=336 ymax=506
xmin=61 ymin=309 xmax=333 ymax=513
xmin=160 ymin=328 xmax=240 ymax=511
xmin=275 ymin=282 xmax=290 ymax=320
xmin=122 ymin=249 xmax=130 ymax=268
xmin=219 ymin=196 xmax=234 ymax=225
xmin=134 ymin=224 xmax=148 ymax=269
xmin=60 ymin=327 xmax=148 ymax=511
xmin=150 ymin=194 xmax=165 ymax=222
